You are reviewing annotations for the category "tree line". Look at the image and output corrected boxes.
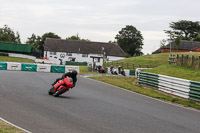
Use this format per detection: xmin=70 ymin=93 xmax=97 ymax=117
xmin=161 ymin=20 xmax=200 ymax=48
xmin=0 ymin=24 xmax=144 ymax=57
xmin=1 ymin=20 xmax=200 ymax=57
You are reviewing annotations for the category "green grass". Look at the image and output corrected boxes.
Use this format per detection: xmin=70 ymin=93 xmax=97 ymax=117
xmin=90 ymin=76 xmax=200 ymax=110
xmin=0 ymin=120 xmax=25 ymax=133
xmin=107 ymin=52 xmax=200 ymax=67
xmin=0 ymin=56 xmax=34 ymax=63
xmin=143 ymin=63 xmax=200 ymax=82
xmin=118 ymin=53 xmax=170 ymax=66
xmin=107 ymin=52 xmax=200 ymax=81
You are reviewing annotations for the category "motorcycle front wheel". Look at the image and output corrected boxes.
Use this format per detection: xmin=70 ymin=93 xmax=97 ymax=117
xmin=48 ymin=87 xmax=54 ymax=95
xmin=54 ymin=87 xmax=65 ymax=97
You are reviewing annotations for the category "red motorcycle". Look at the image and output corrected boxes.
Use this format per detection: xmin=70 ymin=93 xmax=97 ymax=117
xmin=48 ymin=76 xmax=73 ymax=97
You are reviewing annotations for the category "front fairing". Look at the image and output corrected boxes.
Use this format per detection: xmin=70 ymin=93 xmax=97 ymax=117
xmin=63 ymin=77 xmax=73 ymax=88
xmin=54 ymin=80 xmax=65 ymax=91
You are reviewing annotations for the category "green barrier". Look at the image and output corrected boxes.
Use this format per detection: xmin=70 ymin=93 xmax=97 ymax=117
xmin=0 ymin=62 xmax=7 ymax=70
xmin=189 ymin=81 xmax=200 ymax=102
xmin=88 ymin=66 xmax=92 ymax=72
xmin=138 ymin=72 xmax=159 ymax=89
xmin=103 ymin=67 xmax=108 ymax=73
xmin=0 ymin=42 xmax=31 ymax=53
xmin=51 ymin=65 xmax=65 ymax=73
xmin=21 ymin=64 xmax=37 ymax=72
xmin=129 ymin=70 xmax=135 ymax=76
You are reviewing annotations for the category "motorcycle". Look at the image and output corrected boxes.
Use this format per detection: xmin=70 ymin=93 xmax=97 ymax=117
xmin=120 ymin=69 xmax=126 ymax=76
xmin=111 ymin=68 xmax=118 ymax=75
xmin=98 ymin=67 xmax=105 ymax=73
xmin=48 ymin=76 xmax=73 ymax=97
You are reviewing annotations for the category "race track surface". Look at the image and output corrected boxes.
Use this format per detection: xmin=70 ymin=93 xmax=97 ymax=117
xmin=0 ymin=71 xmax=200 ymax=133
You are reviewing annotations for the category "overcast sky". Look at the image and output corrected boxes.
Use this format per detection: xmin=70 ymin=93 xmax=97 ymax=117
xmin=0 ymin=0 xmax=199 ymax=54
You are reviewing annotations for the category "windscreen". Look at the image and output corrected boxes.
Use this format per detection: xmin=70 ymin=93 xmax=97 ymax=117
xmin=68 ymin=77 xmax=73 ymax=82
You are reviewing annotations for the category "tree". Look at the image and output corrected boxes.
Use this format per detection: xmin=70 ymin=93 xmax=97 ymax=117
xmin=40 ymin=32 xmax=61 ymax=50
xmin=26 ymin=32 xmax=61 ymax=50
xmin=0 ymin=25 xmax=21 ymax=43
xmin=66 ymin=34 xmax=90 ymax=42
xmin=26 ymin=34 xmax=40 ymax=49
xmin=108 ymin=40 xmax=117 ymax=44
xmin=67 ymin=35 xmax=81 ymax=40
xmin=194 ymin=34 xmax=200 ymax=41
xmin=165 ymin=20 xmax=200 ymax=41
xmin=115 ymin=25 xmax=144 ymax=56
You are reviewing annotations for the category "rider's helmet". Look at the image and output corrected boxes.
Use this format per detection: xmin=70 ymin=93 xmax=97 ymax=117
xmin=72 ymin=70 xmax=78 ymax=77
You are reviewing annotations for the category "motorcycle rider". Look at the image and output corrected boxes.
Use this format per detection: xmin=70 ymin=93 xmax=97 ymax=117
xmin=52 ymin=70 xmax=78 ymax=88
xmin=110 ymin=65 xmax=114 ymax=74
xmin=118 ymin=66 xmax=122 ymax=74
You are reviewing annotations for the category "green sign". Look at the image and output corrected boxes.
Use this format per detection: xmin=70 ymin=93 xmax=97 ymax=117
xmin=0 ymin=62 xmax=7 ymax=70
xmin=51 ymin=65 xmax=65 ymax=73
xmin=21 ymin=64 xmax=37 ymax=72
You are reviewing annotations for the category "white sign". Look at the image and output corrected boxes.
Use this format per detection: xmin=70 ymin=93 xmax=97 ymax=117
xmin=37 ymin=64 xmax=51 ymax=72
xmin=7 ymin=62 xmax=21 ymax=71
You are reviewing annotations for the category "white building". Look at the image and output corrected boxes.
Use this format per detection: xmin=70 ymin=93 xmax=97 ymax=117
xmin=44 ymin=38 xmax=126 ymax=65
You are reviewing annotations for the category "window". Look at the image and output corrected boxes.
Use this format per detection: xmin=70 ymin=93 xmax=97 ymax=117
xmin=82 ymin=54 xmax=88 ymax=57
xmin=50 ymin=52 xmax=56 ymax=55
xmin=66 ymin=53 xmax=72 ymax=56
xmin=94 ymin=58 xmax=100 ymax=62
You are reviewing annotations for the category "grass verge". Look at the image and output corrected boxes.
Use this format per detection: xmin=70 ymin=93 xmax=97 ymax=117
xmin=0 ymin=120 xmax=25 ymax=133
xmin=89 ymin=76 xmax=200 ymax=110
xmin=0 ymin=56 xmax=34 ymax=63
xmin=143 ymin=63 xmax=200 ymax=82
xmin=117 ymin=53 xmax=170 ymax=66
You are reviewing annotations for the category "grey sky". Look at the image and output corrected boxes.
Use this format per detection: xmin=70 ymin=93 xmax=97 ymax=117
xmin=0 ymin=0 xmax=199 ymax=54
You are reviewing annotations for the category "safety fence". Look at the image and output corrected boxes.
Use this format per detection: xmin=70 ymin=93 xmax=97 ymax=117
xmin=138 ymin=71 xmax=200 ymax=102
xmin=0 ymin=62 xmax=79 ymax=73
xmin=169 ymin=54 xmax=200 ymax=69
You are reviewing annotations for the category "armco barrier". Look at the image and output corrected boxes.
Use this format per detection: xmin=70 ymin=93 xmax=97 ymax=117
xmin=138 ymin=72 xmax=159 ymax=89
xmin=22 ymin=64 xmax=37 ymax=72
xmin=158 ymin=75 xmax=190 ymax=99
xmin=0 ymin=62 xmax=79 ymax=74
xmin=189 ymin=81 xmax=200 ymax=102
xmin=138 ymin=72 xmax=195 ymax=101
xmin=37 ymin=64 xmax=51 ymax=73
xmin=7 ymin=62 xmax=21 ymax=71
xmin=0 ymin=62 xmax=7 ymax=70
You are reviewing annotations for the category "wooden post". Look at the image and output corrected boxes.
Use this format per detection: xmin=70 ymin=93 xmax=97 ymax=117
xmin=176 ymin=55 xmax=179 ymax=66
xmin=132 ymin=64 xmax=134 ymax=69
xmin=192 ymin=55 xmax=195 ymax=68
xmin=186 ymin=55 xmax=189 ymax=66
xmin=199 ymin=56 xmax=200 ymax=69
xmin=181 ymin=55 xmax=184 ymax=66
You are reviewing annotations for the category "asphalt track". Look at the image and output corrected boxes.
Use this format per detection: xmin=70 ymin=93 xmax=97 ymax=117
xmin=0 ymin=71 xmax=200 ymax=133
